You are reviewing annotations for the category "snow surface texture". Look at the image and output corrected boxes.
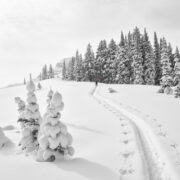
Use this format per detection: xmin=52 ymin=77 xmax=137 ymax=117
xmin=97 ymin=83 xmax=180 ymax=179
xmin=94 ymin=85 xmax=179 ymax=179
xmin=0 ymin=127 xmax=10 ymax=148
xmin=0 ymin=79 xmax=180 ymax=180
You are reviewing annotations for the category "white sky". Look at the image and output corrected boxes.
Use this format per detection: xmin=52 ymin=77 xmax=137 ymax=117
xmin=0 ymin=0 xmax=180 ymax=87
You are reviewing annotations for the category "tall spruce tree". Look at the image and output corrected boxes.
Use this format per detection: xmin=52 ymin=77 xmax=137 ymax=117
xmin=24 ymin=78 xmax=26 ymax=85
xmin=119 ymin=31 xmax=125 ymax=47
xmin=167 ymin=43 xmax=174 ymax=70
xmin=19 ymin=80 xmax=42 ymax=152
xmin=173 ymin=47 xmax=180 ymax=97
xmin=62 ymin=60 xmax=66 ymax=80
xmin=132 ymin=27 xmax=144 ymax=84
xmin=116 ymin=44 xmax=131 ymax=84
xmin=79 ymin=54 xmax=84 ymax=80
xmin=29 ymin=74 xmax=32 ymax=81
xmin=95 ymin=40 xmax=108 ymax=82
xmin=142 ymin=29 xmax=155 ymax=85
xmin=83 ymin=43 xmax=95 ymax=81
xmin=174 ymin=47 xmax=180 ymax=85
xmin=159 ymin=38 xmax=173 ymax=94
xmin=75 ymin=50 xmax=83 ymax=81
xmin=42 ymin=65 xmax=48 ymax=80
xmin=106 ymin=39 xmax=117 ymax=83
xmin=126 ymin=31 xmax=134 ymax=83
xmin=49 ymin=64 xmax=54 ymax=79
xmin=67 ymin=57 xmax=75 ymax=80
xmin=154 ymin=32 xmax=161 ymax=85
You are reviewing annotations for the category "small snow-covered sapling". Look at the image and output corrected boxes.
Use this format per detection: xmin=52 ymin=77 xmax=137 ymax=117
xmin=37 ymin=91 xmax=74 ymax=162
xmin=19 ymin=80 xmax=42 ymax=153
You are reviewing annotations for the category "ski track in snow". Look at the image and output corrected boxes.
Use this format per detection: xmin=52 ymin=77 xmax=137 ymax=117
xmin=91 ymin=84 xmax=178 ymax=180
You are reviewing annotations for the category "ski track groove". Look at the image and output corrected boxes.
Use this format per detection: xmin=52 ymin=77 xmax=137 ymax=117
xmin=90 ymin=85 xmax=177 ymax=180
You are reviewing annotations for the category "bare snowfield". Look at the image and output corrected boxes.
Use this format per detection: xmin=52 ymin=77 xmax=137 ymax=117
xmin=0 ymin=79 xmax=180 ymax=180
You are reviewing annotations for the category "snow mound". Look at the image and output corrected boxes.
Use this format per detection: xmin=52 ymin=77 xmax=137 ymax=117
xmin=0 ymin=127 xmax=11 ymax=148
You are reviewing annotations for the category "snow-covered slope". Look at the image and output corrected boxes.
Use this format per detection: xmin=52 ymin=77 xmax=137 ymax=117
xmin=97 ymin=83 xmax=180 ymax=179
xmin=0 ymin=80 xmax=180 ymax=180
xmin=0 ymin=80 xmax=125 ymax=180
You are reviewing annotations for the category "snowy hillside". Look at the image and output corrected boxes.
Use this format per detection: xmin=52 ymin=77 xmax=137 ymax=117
xmin=0 ymin=79 xmax=180 ymax=180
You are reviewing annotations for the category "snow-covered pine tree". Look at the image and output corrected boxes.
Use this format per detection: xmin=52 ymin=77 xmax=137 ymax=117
xmin=74 ymin=50 xmax=79 ymax=81
xmin=29 ymin=74 xmax=32 ymax=81
xmin=15 ymin=97 xmax=26 ymax=114
xmin=95 ymin=40 xmax=108 ymax=83
xmin=46 ymin=89 xmax=54 ymax=108
xmin=15 ymin=97 xmax=26 ymax=129
xmin=119 ymin=31 xmax=125 ymax=47
xmin=173 ymin=47 xmax=180 ymax=85
xmin=132 ymin=27 xmax=144 ymax=84
xmin=167 ymin=43 xmax=175 ymax=71
xmin=132 ymin=49 xmax=144 ymax=84
xmin=83 ymin=43 xmax=95 ymax=81
xmin=49 ymin=64 xmax=54 ymax=79
xmin=174 ymin=83 xmax=180 ymax=98
xmin=78 ymin=54 xmax=84 ymax=80
xmin=114 ymin=32 xmax=127 ymax=84
xmin=154 ymin=32 xmax=161 ymax=85
xmin=42 ymin=65 xmax=48 ymax=80
xmin=175 ymin=47 xmax=180 ymax=59
xmin=37 ymin=82 xmax=42 ymax=90
xmin=127 ymin=31 xmax=134 ymax=83
xmin=74 ymin=50 xmax=83 ymax=81
xmin=62 ymin=60 xmax=66 ymax=80
xmin=142 ymin=29 xmax=155 ymax=85
xmin=67 ymin=57 xmax=75 ymax=80
xmin=24 ymin=78 xmax=26 ymax=85
xmin=19 ymin=80 xmax=42 ymax=152
xmin=37 ymin=92 xmax=74 ymax=162
xmin=158 ymin=38 xmax=173 ymax=94
xmin=107 ymin=39 xmax=117 ymax=83
xmin=116 ymin=44 xmax=131 ymax=84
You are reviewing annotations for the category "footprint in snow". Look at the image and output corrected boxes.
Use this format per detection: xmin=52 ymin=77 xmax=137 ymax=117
xmin=122 ymin=131 xmax=132 ymax=135
xmin=119 ymin=167 xmax=135 ymax=175
xmin=121 ymin=123 xmax=128 ymax=127
xmin=157 ymin=132 xmax=167 ymax=137
xmin=120 ymin=139 xmax=133 ymax=145
xmin=170 ymin=144 xmax=178 ymax=149
xmin=157 ymin=124 xmax=162 ymax=128
xmin=120 ymin=151 xmax=135 ymax=159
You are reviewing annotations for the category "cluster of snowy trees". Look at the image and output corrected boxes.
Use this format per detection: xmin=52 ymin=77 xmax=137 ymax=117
xmin=23 ymin=74 xmax=42 ymax=91
xmin=15 ymin=80 xmax=74 ymax=161
xmin=62 ymin=27 xmax=180 ymax=96
xmin=39 ymin=64 xmax=55 ymax=80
